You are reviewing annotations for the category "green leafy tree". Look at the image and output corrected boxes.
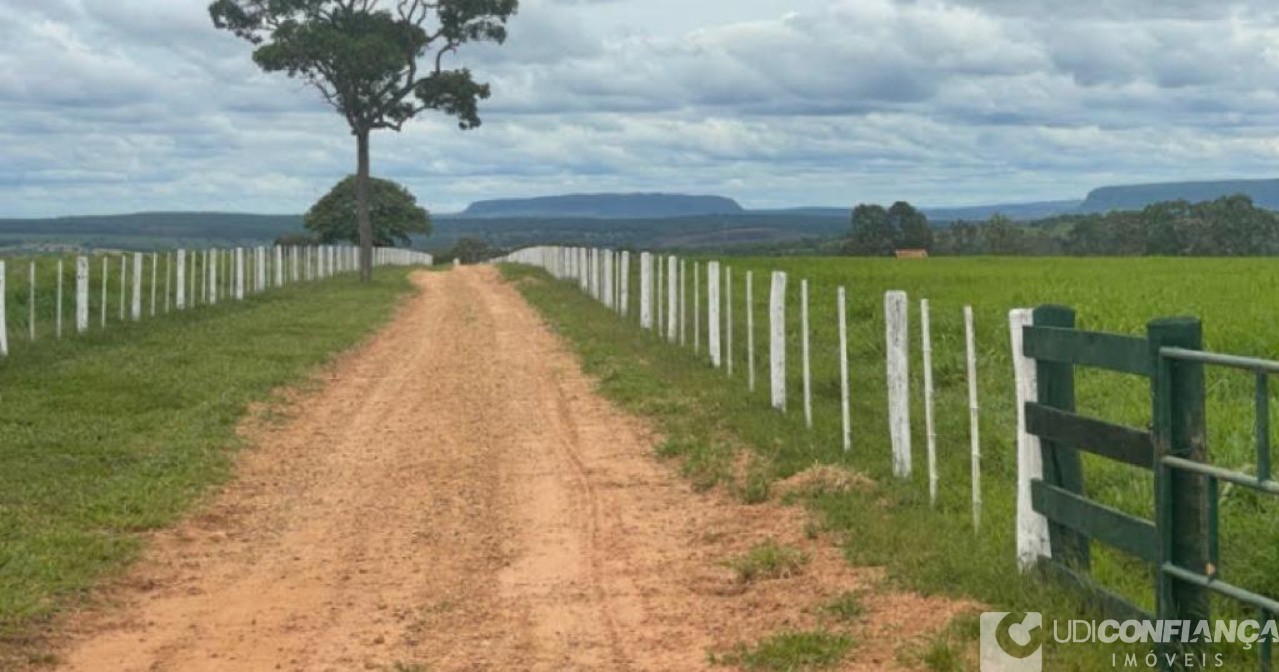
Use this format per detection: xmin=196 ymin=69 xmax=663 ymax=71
xmin=209 ymin=0 xmax=518 ymax=281
xmin=845 ymin=204 xmax=896 ymax=256
xmin=445 ymin=237 xmax=501 ymax=264
xmin=305 ymin=175 xmax=431 ymax=246
xmin=888 ymin=201 xmax=933 ymax=250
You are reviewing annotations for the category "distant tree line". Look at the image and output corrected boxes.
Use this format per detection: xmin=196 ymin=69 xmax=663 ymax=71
xmin=843 ymin=201 xmax=934 ymax=255
xmin=841 ymin=194 xmax=1279 ymax=257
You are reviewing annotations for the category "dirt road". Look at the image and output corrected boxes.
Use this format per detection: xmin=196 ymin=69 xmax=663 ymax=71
xmin=55 ymin=267 xmax=967 ymax=671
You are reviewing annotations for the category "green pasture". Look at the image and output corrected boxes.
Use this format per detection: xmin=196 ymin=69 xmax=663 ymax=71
xmin=507 ymin=255 xmax=1279 ymax=670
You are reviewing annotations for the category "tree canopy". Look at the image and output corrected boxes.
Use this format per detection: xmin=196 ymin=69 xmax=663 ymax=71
xmin=843 ymin=201 xmax=932 ymax=255
xmin=305 ymin=175 xmax=431 ymax=246
xmin=210 ymin=0 xmax=518 ymax=280
xmin=929 ymin=195 xmax=1279 ymax=257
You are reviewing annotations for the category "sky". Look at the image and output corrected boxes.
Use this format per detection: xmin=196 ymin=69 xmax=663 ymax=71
xmin=2 ymin=0 xmax=1279 ymax=217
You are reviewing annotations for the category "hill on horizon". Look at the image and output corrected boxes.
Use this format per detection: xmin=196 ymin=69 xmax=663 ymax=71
xmin=460 ymin=193 xmax=744 ymax=219
xmin=1079 ymin=179 xmax=1279 ymax=212
xmin=2 ymin=177 xmax=1277 ymax=253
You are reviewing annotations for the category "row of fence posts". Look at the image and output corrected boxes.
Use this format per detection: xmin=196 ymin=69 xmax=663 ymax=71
xmin=0 ymin=245 xmax=431 ymax=357
xmin=497 ymin=246 xmax=985 ymax=530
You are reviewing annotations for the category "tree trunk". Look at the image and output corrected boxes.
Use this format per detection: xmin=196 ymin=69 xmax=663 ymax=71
xmin=355 ymin=128 xmax=374 ymax=282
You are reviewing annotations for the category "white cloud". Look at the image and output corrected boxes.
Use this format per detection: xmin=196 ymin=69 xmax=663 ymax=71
xmin=1 ymin=0 xmax=1278 ymax=218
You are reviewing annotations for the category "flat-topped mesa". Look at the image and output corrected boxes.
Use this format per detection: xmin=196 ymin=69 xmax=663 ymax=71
xmin=460 ymin=193 xmax=745 ymax=219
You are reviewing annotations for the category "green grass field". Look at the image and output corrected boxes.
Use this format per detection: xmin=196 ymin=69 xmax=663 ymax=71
xmin=0 ymin=263 xmax=416 ymax=666
xmin=0 ymin=250 xmax=293 ymax=351
xmin=504 ymin=256 xmax=1279 ymax=670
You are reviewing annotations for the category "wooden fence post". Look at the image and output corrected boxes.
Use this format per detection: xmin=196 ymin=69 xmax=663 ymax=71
xmin=708 ymin=261 xmax=721 ymax=367
xmin=965 ymin=306 xmax=981 ymax=530
xmin=885 ymin=291 xmax=911 ymax=477
xmin=1010 ymin=308 xmax=1051 ymax=571
xmin=770 ymin=271 xmax=787 ymax=411
xmin=922 ymin=299 xmax=937 ymax=504
xmin=1149 ymin=316 xmax=1210 ymax=624
xmin=838 ymin=287 xmax=851 ymax=452
xmin=694 ymin=261 xmax=701 ymax=353
xmin=1033 ymin=305 xmax=1089 ymax=570
xmin=76 ymin=256 xmax=89 ymax=334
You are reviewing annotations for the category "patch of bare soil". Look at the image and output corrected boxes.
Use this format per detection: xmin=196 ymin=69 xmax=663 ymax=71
xmin=49 ymin=266 xmax=973 ymax=672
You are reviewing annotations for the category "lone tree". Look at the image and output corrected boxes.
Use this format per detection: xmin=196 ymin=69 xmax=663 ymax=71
xmin=209 ymin=0 xmax=519 ymax=281
xmin=306 ymin=175 xmax=431 ymax=246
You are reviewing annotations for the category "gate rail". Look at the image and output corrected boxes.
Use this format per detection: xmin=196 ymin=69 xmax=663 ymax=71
xmin=1159 ymin=346 xmax=1277 ymax=670
xmin=1017 ymin=306 xmax=1278 ymax=671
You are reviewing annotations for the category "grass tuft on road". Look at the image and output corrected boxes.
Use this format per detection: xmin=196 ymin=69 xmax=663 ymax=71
xmin=713 ymin=630 xmax=855 ymax=671
xmin=0 ymin=269 xmax=417 ymax=665
xmin=724 ymin=540 xmax=809 ymax=583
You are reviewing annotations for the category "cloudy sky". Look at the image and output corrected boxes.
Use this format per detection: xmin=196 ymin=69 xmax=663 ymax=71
xmin=2 ymin=0 xmax=1279 ymax=217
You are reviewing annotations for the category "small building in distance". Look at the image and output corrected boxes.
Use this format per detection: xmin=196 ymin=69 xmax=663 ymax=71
xmin=894 ymin=249 xmax=929 ymax=259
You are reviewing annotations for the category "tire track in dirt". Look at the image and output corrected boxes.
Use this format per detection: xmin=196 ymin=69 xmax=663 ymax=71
xmin=49 ymin=266 xmax=973 ymax=671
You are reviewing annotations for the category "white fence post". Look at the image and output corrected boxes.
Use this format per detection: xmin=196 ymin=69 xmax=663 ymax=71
xmin=210 ymin=249 xmax=220 ymax=305
xmin=922 ymin=298 xmax=937 ymax=505
xmin=966 ymin=305 xmax=982 ymax=531
xmin=802 ymin=279 xmax=812 ymax=428
xmin=150 ymin=253 xmax=157 ymax=316
xmin=165 ymin=253 xmax=172 ymax=313
xmin=176 ymin=250 xmax=186 ymax=310
xmin=726 ymin=266 xmax=733 ymax=376
xmin=694 ymin=262 xmax=701 ymax=353
xmin=838 ymin=287 xmax=851 ymax=452
xmin=101 ymin=257 xmax=109 ymax=326
xmin=885 ymin=290 xmax=911 ymax=478
xmin=76 ymin=257 xmax=89 ymax=334
xmin=747 ymin=271 xmax=755 ymax=391
xmin=131 ymin=252 xmax=143 ymax=320
xmin=1011 ymin=308 xmax=1051 ymax=570
xmin=236 ymin=248 xmax=245 ymax=300
xmin=656 ymin=256 xmax=664 ymax=335
xmin=708 ymin=261 xmax=721 ymax=367
xmin=56 ymin=260 xmax=64 ymax=339
xmin=680 ymin=259 xmax=687 ymax=345
xmin=667 ymin=255 xmax=678 ymax=342
xmin=275 ymin=246 xmax=284 ymax=288
xmin=28 ymin=262 xmax=36 ymax=341
xmin=0 ymin=261 xmax=8 ymax=356
xmin=639 ymin=252 xmax=653 ymax=330
xmin=769 ymin=271 xmax=787 ymax=411
xmin=118 ymin=255 xmax=126 ymax=321
xmin=620 ymin=251 xmax=630 ymax=318
xmin=603 ymin=250 xmax=613 ymax=310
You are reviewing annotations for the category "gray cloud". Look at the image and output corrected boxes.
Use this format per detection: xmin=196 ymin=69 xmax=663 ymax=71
xmin=2 ymin=0 xmax=1278 ymax=218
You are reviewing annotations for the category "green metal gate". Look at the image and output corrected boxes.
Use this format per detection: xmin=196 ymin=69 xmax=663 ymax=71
xmin=1021 ymin=305 xmax=1277 ymax=670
